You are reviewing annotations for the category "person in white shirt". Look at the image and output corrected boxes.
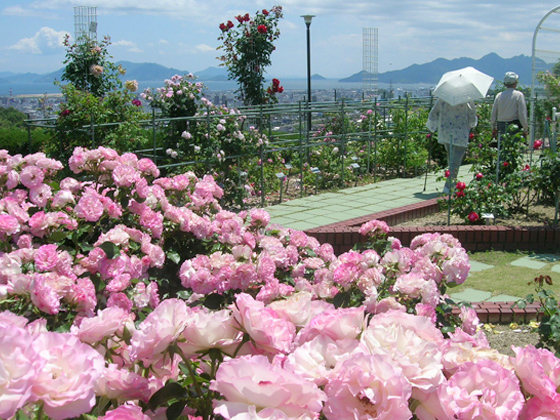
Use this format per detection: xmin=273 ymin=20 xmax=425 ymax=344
xmin=491 ymin=72 xmax=529 ymax=138
xmin=426 ymin=99 xmax=478 ymax=193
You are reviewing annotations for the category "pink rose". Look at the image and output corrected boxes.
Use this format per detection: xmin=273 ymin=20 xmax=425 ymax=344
xmin=71 ymin=306 xmax=133 ymax=344
xmin=178 ymin=307 xmax=242 ymax=357
xmin=0 ymin=323 xmax=43 ymax=419
xmin=295 ymin=306 xmax=365 ymax=346
xmin=447 ymin=360 xmax=524 ymax=420
xmin=361 ymin=311 xmax=445 ymax=392
xmin=130 ymin=298 xmax=189 ymax=365
xmin=0 ymin=213 xmax=20 ymax=236
xmin=324 ymin=353 xmax=412 ymax=420
xmin=19 ymin=164 xmax=44 ymax=188
xmin=32 ymin=332 xmax=104 ymax=419
xmin=231 ymin=293 xmax=295 ymax=355
xmin=112 ymin=165 xmax=141 ymax=188
xmin=35 ymin=244 xmax=60 ymax=271
xmin=75 ymin=195 xmax=104 ymax=222
xmin=286 ymin=335 xmax=366 ymax=386
xmin=512 ymin=345 xmax=560 ymax=401
xmin=95 ymin=365 xmax=151 ymax=402
xmin=211 ymin=355 xmax=326 ymax=419
xmin=99 ymin=403 xmax=152 ymax=420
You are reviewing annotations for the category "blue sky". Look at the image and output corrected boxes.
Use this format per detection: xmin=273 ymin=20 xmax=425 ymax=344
xmin=1 ymin=0 xmax=560 ymax=79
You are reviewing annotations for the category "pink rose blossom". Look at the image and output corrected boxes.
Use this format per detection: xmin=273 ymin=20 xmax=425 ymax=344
xmin=19 ymin=164 xmax=44 ymax=188
xmin=0 ymin=213 xmax=20 ymax=236
xmin=211 ymin=355 xmax=326 ymax=419
xmin=178 ymin=307 xmax=242 ymax=357
xmin=29 ymin=183 xmax=52 ymax=207
xmin=35 ymin=244 xmax=60 ymax=271
xmin=95 ymin=364 xmax=151 ymax=402
xmin=512 ymin=345 xmax=560 ymax=401
xmin=231 ymin=293 xmax=295 ymax=355
xmin=447 ymin=360 xmax=524 ymax=420
xmin=130 ymin=298 xmax=189 ymax=365
xmin=112 ymin=165 xmax=141 ymax=188
xmin=71 ymin=306 xmax=133 ymax=344
xmin=99 ymin=403 xmax=152 ymax=420
xmin=0 ymin=323 xmax=43 ymax=419
xmin=75 ymin=194 xmax=105 ymax=222
xmin=361 ymin=311 xmax=445 ymax=392
xmin=324 ymin=353 xmax=412 ymax=420
xmin=32 ymin=332 xmax=105 ymax=420
xmin=295 ymin=306 xmax=365 ymax=346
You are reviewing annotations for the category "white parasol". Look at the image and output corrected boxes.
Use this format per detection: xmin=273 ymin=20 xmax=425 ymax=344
xmin=432 ymin=66 xmax=494 ymax=106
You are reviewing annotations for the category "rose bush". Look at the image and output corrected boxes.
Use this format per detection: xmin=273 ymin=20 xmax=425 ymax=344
xmin=0 ymin=146 xmax=559 ymax=419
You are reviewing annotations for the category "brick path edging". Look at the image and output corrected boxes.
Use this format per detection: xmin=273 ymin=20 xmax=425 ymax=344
xmin=305 ymin=198 xmax=560 ymax=255
xmin=451 ymin=302 xmax=542 ymax=324
xmin=303 ymin=198 xmax=556 ymax=323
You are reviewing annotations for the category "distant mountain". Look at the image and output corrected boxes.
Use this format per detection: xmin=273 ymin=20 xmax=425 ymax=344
xmin=1 ymin=63 xmax=229 ymax=85
xmin=1 ymin=54 xmax=551 ymax=87
xmin=339 ymin=53 xmax=552 ymax=85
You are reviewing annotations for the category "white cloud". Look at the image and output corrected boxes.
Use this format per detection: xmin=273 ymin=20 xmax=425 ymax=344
xmin=8 ymin=27 xmax=68 ymax=55
xmin=195 ymin=44 xmax=215 ymax=53
xmin=112 ymin=39 xmax=143 ymax=53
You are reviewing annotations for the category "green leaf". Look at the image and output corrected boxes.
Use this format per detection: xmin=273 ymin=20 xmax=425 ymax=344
xmin=147 ymin=382 xmax=187 ymax=411
xmin=333 ymin=291 xmax=351 ymax=308
xmin=98 ymin=241 xmax=121 ymax=260
xmin=204 ymin=293 xmax=225 ymax=310
xmin=167 ymin=401 xmax=187 ymax=420
xmin=167 ymin=250 xmax=181 ymax=265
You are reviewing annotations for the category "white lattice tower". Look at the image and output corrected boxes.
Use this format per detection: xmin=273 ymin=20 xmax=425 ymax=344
xmin=362 ymin=28 xmax=378 ymax=98
xmin=74 ymin=6 xmax=97 ymax=42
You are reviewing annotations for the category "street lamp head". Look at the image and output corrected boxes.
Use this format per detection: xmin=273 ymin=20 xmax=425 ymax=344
xmin=301 ymin=14 xmax=315 ymax=26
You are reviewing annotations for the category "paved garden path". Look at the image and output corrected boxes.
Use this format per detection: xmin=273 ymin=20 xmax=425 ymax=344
xmin=264 ymin=165 xmax=559 ymax=303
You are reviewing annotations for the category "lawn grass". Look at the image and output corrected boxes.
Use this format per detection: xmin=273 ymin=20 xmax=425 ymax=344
xmin=449 ymin=251 xmax=560 ymax=299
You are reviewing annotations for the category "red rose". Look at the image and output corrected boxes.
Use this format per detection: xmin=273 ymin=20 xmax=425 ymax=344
xmin=475 ymin=172 xmax=483 ymax=180
xmin=468 ymin=211 xmax=479 ymax=223
xmin=60 ymin=109 xmax=71 ymax=117
xmin=272 ymin=78 xmax=280 ymax=86
xmin=235 ymin=15 xmax=244 ymax=23
xmin=257 ymin=24 xmax=268 ymax=33
xmin=227 ymin=20 xmax=234 ymax=29
xmin=219 ymin=23 xmax=228 ymax=32
xmin=262 ymin=9 xmax=269 ymax=15
xmin=426 ymin=133 xmax=432 ymax=139
xmin=469 ymin=133 xmax=474 ymax=140
xmin=533 ymin=139 xmax=543 ymax=150
xmin=244 ymin=13 xmax=250 ymax=21
xmin=503 ymin=161 xmax=510 ymax=167
xmin=456 ymin=181 xmax=466 ymax=191
xmin=456 ymin=190 xmax=465 ymax=198
xmin=277 ymin=86 xmax=284 ymax=93
xmin=444 ymin=170 xmax=450 ymax=178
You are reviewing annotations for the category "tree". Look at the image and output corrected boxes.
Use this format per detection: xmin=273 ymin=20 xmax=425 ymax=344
xmin=217 ymin=6 xmax=284 ymax=106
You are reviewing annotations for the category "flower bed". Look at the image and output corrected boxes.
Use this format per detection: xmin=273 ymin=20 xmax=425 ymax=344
xmin=305 ymin=197 xmax=560 ymax=255
xmin=1 ymin=147 xmax=559 ymax=420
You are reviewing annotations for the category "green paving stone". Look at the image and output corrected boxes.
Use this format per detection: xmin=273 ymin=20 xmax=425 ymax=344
xmin=469 ymin=260 xmax=495 ymax=272
xmin=487 ymin=294 xmax=521 ymax=302
xmin=527 ymin=253 xmax=560 ymax=263
xmin=511 ymin=256 xmax=548 ymax=270
xmin=449 ymin=288 xmax=492 ymax=303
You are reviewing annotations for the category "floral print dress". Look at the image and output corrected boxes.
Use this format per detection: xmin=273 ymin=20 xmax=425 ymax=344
xmin=426 ymin=99 xmax=478 ymax=147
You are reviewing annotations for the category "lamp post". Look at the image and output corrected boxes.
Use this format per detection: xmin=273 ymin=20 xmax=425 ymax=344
xmin=301 ymin=14 xmax=314 ymax=132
